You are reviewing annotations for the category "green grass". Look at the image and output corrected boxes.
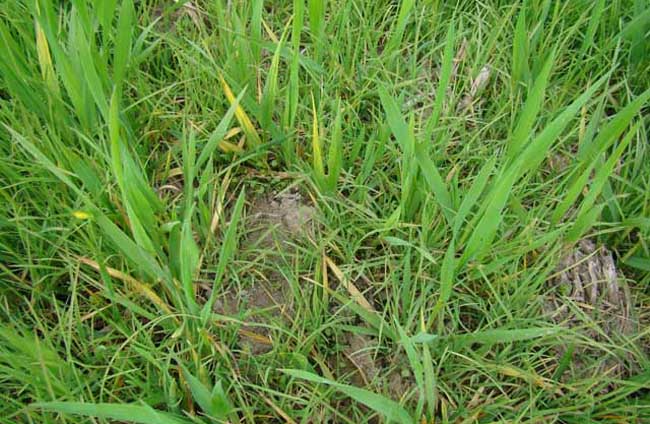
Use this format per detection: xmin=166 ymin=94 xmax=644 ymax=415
xmin=1 ymin=0 xmax=650 ymax=422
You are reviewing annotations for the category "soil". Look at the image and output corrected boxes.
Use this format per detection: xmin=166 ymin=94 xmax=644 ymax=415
xmin=211 ymin=187 xmax=413 ymax=400
xmin=331 ymin=332 xmax=414 ymax=402
xmin=212 ymin=189 xmax=315 ymax=354
xmin=246 ymin=190 xmax=316 ymax=245
xmin=342 ymin=333 xmax=381 ymax=386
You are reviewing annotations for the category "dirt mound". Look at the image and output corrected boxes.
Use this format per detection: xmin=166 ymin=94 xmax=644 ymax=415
xmin=246 ymin=190 xmax=316 ymax=247
xmin=212 ymin=189 xmax=315 ymax=354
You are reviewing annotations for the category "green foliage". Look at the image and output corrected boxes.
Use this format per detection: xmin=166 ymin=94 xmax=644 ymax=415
xmin=1 ymin=0 xmax=649 ymax=422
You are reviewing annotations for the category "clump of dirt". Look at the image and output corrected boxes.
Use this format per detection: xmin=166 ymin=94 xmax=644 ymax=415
xmin=246 ymin=190 xmax=316 ymax=247
xmin=316 ymin=263 xmax=415 ymax=401
xmin=212 ymin=189 xmax=316 ymax=354
xmin=331 ymin=331 xmax=415 ymax=402
xmin=545 ymin=239 xmax=637 ymax=379
xmin=212 ymin=188 xmax=416 ymax=399
xmin=342 ymin=333 xmax=381 ymax=386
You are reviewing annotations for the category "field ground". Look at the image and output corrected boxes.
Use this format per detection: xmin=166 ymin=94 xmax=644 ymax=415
xmin=1 ymin=0 xmax=650 ymax=422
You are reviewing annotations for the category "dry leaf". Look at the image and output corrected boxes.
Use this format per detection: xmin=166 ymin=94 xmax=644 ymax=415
xmin=470 ymin=65 xmax=491 ymax=96
xmin=78 ymin=257 xmax=174 ymax=316
xmin=325 ymin=256 xmax=376 ymax=313
xmin=458 ymin=65 xmax=491 ymax=113
xmin=451 ymin=38 xmax=469 ymax=81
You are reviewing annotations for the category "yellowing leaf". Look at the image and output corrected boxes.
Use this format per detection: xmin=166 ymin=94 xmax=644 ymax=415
xmin=495 ymin=365 xmax=549 ymax=389
xmin=218 ymin=74 xmax=261 ymax=149
xmin=79 ymin=257 xmax=174 ymax=317
xmin=34 ymin=20 xmax=59 ymax=96
xmin=215 ymin=127 xmax=243 ymax=153
xmin=325 ymin=256 xmax=376 ymax=313
xmin=311 ymin=93 xmax=325 ymax=181
xmin=218 ymin=139 xmax=243 ymax=153
xmin=224 ymin=127 xmax=242 ymax=139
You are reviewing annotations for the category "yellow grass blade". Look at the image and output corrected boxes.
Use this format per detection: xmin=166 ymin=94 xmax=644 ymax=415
xmin=494 ymin=365 xmax=552 ymax=390
xmin=79 ymin=257 xmax=174 ymax=316
xmin=34 ymin=20 xmax=59 ymax=96
xmin=325 ymin=256 xmax=376 ymax=313
xmin=311 ymin=93 xmax=325 ymax=181
xmin=218 ymin=139 xmax=243 ymax=153
xmin=260 ymin=394 xmax=298 ymax=424
xmin=239 ymin=328 xmax=273 ymax=345
xmin=224 ymin=127 xmax=242 ymax=139
xmin=262 ymin=18 xmax=279 ymax=43
xmin=218 ymin=74 xmax=261 ymax=149
xmin=215 ymin=127 xmax=243 ymax=153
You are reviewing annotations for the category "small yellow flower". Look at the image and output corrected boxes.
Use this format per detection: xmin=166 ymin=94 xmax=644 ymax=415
xmin=72 ymin=210 xmax=91 ymax=220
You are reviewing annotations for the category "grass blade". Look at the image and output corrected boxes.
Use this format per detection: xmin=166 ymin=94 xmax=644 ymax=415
xmin=453 ymin=156 xmax=496 ymax=236
xmin=580 ymin=0 xmax=606 ymax=55
xmin=395 ymin=324 xmax=424 ymax=395
xmin=180 ymin=207 xmax=199 ymax=312
xmin=379 ymin=87 xmax=453 ymax=223
xmin=251 ymin=0 xmax=264 ymax=63
xmin=109 ymin=90 xmax=155 ymax=253
xmin=219 ymin=74 xmax=262 ymax=149
xmin=438 ymin=238 xmax=456 ymax=308
xmin=413 ymin=327 xmax=558 ymax=346
xmin=552 ymin=88 xmax=650 ymax=224
xmin=378 ymin=87 xmax=410 ymax=150
xmin=414 ymin=141 xmax=453 ymax=225
xmin=454 ymin=328 xmax=558 ymax=345
xmin=210 ymin=380 xmax=236 ymax=422
xmin=568 ymin=123 xmax=639 ymax=241
xmin=421 ymin=344 xmax=436 ymax=420
xmin=113 ymin=0 xmax=134 ymax=89
xmin=203 ymin=189 xmax=246 ymax=315
xmin=620 ymin=8 xmax=650 ymax=41
xmin=282 ymin=369 xmax=413 ymax=424
xmin=79 ymin=257 xmax=172 ymax=316
xmin=98 ymin=0 xmax=118 ymax=32
xmin=425 ymin=21 xmax=455 ymax=139
xmin=311 ymin=93 xmax=326 ymax=188
xmin=307 ymin=0 xmax=326 ymax=59
xmin=512 ymin=5 xmax=530 ymax=88
xmin=507 ymin=50 xmax=555 ymax=159
xmin=181 ymin=366 xmax=234 ymax=420
xmin=326 ymin=99 xmax=344 ymax=192
xmin=75 ymin=15 xmax=108 ymax=118
xmin=462 ymin=74 xmax=607 ymax=263
xmin=386 ymin=0 xmax=415 ymax=54
xmin=197 ymin=89 xmax=246 ymax=169
xmin=34 ymin=19 xmax=59 ymax=97
xmin=181 ymin=366 xmax=213 ymax=415
xmin=623 ymin=256 xmax=650 ymax=272
xmin=283 ymin=0 xmax=304 ymax=139
xmin=261 ymin=22 xmax=289 ymax=131
xmin=33 ymin=402 xmax=191 ymax=424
